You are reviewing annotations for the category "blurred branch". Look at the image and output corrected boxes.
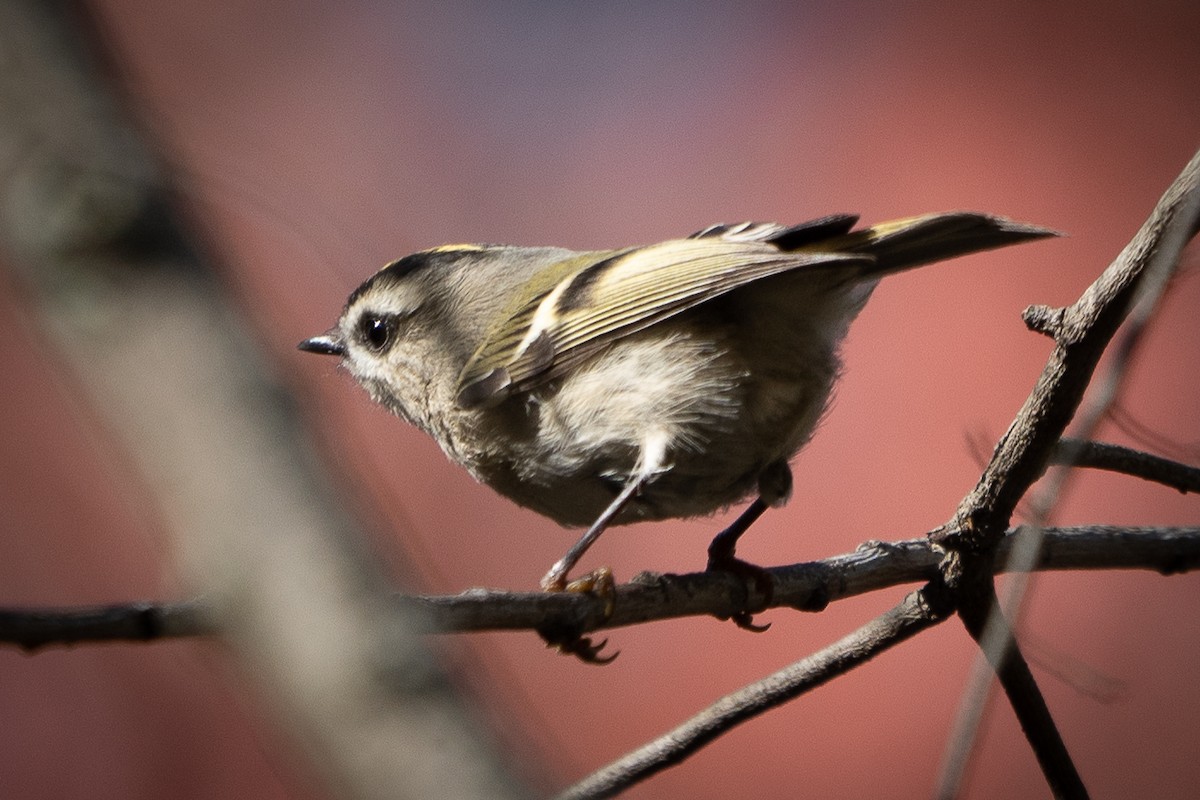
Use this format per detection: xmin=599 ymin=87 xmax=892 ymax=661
xmin=3 ymin=524 xmax=1197 ymax=649
xmin=0 ymin=4 xmax=529 ymax=799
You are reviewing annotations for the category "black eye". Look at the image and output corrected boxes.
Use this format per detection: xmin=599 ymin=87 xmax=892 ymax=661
xmin=357 ymin=313 xmax=398 ymax=353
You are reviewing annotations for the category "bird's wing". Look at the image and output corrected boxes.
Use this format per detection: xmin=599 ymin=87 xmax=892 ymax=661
xmin=455 ymin=234 xmax=871 ymax=407
xmin=689 ymin=213 xmax=859 ymax=248
xmin=455 ymin=210 xmax=1056 ymax=408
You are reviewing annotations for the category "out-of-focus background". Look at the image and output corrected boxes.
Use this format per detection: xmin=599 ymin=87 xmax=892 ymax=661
xmin=2 ymin=1 xmax=1198 ymax=798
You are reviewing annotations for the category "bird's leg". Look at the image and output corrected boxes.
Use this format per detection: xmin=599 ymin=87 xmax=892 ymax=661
xmin=540 ymin=474 xmax=644 ymax=595
xmin=538 ymin=470 xmax=650 ymax=664
xmin=706 ymin=497 xmax=769 ymax=569
xmin=707 ymin=460 xmax=792 ymax=631
xmin=706 ymin=498 xmax=775 ymax=631
xmin=542 ymin=431 xmax=669 ymax=595
xmin=539 ymin=435 xmax=670 ymax=663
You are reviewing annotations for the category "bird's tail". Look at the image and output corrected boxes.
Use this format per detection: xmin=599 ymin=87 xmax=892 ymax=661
xmin=826 ymin=211 xmax=1059 ymax=277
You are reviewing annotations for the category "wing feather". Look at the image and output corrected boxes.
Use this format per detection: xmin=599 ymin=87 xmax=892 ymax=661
xmin=456 ymin=237 xmax=870 ymax=407
xmin=454 ymin=211 xmax=1055 ymax=408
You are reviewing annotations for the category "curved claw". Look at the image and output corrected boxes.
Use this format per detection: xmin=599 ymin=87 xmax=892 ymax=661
xmin=549 ymin=635 xmax=619 ymax=664
xmin=706 ymin=553 xmax=775 ymax=631
xmin=731 ymin=611 xmax=772 ymax=633
xmin=539 ymin=566 xmax=619 ymax=664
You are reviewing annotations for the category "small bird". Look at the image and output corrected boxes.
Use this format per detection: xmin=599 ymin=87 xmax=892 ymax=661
xmin=300 ymin=212 xmax=1053 ymax=640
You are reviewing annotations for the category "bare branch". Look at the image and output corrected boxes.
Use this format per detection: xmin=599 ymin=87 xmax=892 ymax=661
xmin=942 ymin=146 xmax=1200 ymax=537
xmin=935 ymin=147 xmax=1200 ymax=798
xmin=406 ymin=525 xmax=1200 ymax=635
xmin=1052 ymin=438 xmax=1200 ymax=493
xmin=951 ymin=578 xmax=1086 ymax=799
xmin=0 ymin=600 xmax=214 ymax=650
xmin=4 ymin=525 xmax=1196 ymax=650
xmin=554 ymin=588 xmax=950 ymax=800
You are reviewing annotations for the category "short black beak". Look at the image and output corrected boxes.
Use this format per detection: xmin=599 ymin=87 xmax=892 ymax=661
xmin=298 ymin=329 xmax=347 ymax=357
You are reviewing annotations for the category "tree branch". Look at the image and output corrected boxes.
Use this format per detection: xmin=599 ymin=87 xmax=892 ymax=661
xmin=0 ymin=600 xmax=214 ymax=650
xmin=933 ymin=147 xmax=1200 ymax=799
xmin=554 ymin=587 xmax=951 ymax=800
xmin=405 ymin=525 xmax=1200 ymax=635
xmin=3 ymin=525 xmax=1196 ymax=650
xmin=0 ymin=5 xmax=531 ymax=795
xmin=954 ymin=583 xmax=1087 ymax=799
xmin=1052 ymin=438 xmax=1200 ymax=494
xmin=940 ymin=146 xmax=1200 ymax=540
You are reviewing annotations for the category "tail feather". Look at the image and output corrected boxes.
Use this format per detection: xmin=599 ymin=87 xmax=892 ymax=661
xmin=826 ymin=212 xmax=1059 ymax=277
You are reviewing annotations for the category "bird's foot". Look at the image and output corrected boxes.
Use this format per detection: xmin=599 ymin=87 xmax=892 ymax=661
xmin=539 ymin=566 xmax=619 ymax=664
xmin=707 ymin=551 xmax=774 ymax=632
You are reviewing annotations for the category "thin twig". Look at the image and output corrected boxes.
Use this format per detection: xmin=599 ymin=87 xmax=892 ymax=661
xmin=554 ymin=588 xmax=950 ymax=800
xmin=1052 ymin=438 xmax=1200 ymax=493
xmin=0 ymin=600 xmax=215 ymax=650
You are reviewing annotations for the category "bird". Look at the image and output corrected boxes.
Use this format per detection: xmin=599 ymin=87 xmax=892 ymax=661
xmin=300 ymin=211 xmax=1054 ymax=654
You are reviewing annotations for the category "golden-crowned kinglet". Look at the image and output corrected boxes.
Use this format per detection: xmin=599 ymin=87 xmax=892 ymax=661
xmin=300 ymin=212 xmax=1054 ymax=601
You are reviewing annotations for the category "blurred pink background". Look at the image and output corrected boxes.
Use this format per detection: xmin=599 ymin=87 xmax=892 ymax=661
xmin=2 ymin=1 xmax=1198 ymax=797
